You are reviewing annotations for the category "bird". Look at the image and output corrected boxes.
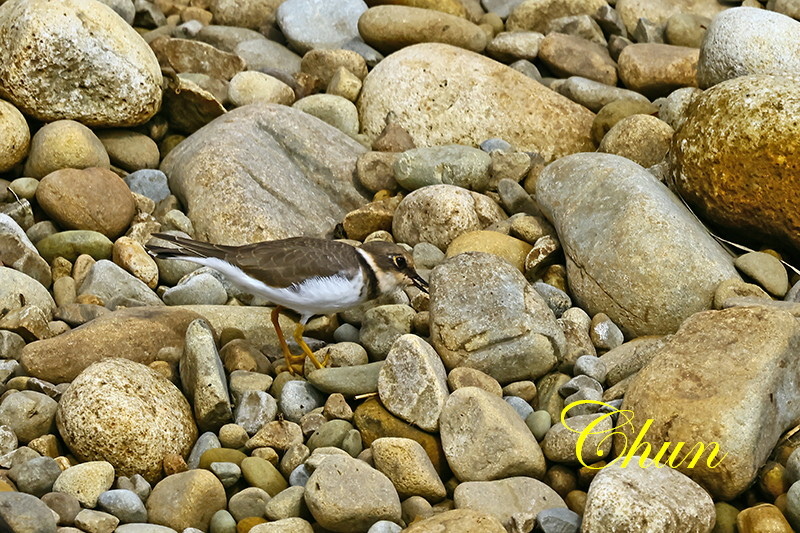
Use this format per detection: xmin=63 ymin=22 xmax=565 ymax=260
xmin=146 ymin=233 xmax=428 ymax=374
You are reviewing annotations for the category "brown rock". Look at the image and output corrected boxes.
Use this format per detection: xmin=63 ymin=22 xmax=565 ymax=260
xmin=669 ymin=75 xmax=800 ymax=255
xmin=446 ymin=231 xmax=532 ymax=272
xmin=353 ymin=398 xmax=446 ymax=474
xmin=598 ymin=114 xmax=674 ymax=168
xmin=35 ymin=168 xmax=136 ymax=239
xmin=358 ymin=43 xmax=595 ymax=162
xmin=151 ymin=37 xmax=246 ymax=81
xmin=162 ymin=74 xmax=226 ymax=135
xmin=301 ymin=49 xmax=368 ymax=85
xmin=96 ymin=130 xmax=160 ymax=172
xmin=615 ymin=0 xmax=726 ymax=36
xmin=20 ymin=306 xmax=202 ymax=384
xmin=358 ymin=6 xmax=487 ymax=54
xmin=147 ymin=470 xmax=227 ymax=530
xmin=737 ymin=504 xmax=793 ymax=533
xmin=403 ymin=508 xmax=506 ymax=532
xmin=538 ymin=33 xmax=617 ymax=86
xmin=365 ymin=0 xmax=467 ymax=17
xmin=23 ymin=120 xmax=110 ymax=179
xmin=343 ymin=197 xmax=400 ymax=241
xmin=618 ymin=43 xmax=699 ymax=98
xmin=506 ymin=0 xmax=608 ymax=33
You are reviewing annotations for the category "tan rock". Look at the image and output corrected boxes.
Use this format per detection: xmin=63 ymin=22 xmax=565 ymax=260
xmin=358 ymin=43 xmax=595 ymax=162
xmin=343 ymin=197 xmax=400 ymax=241
xmin=228 ymin=71 xmax=295 ymax=107
xmin=365 ymin=0 xmax=467 ymax=17
xmin=23 ymin=120 xmax=109 ymax=179
xmin=669 ymin=75 xmax=800 ymax=255
xmin=20 ymin=306 xmax=203 ymax=384
xmin=618 ymin=306 xmax=800 ymax=499
xmin=618 ymin=43 xmax=699 ymax=98
xmin=0 ymin=99 xmax=29 ymax=172
xmin=615 ymin=0 xmax=726 ymax=35
xmin=371 ymin=437 xmax=446 ymax=501
xmin=150 ymin=37 xmax=245 ymax=80
xmin=301 ymin=49 xmax=368 ymax=85
xmin=358 ymin=6 xmax=487 ymax=54
xmin=146 ymin=470 xmax=226 ymax=530
xmin=96 ymin=130 xmax=160 ymax=172
xmin=446 ymin=230 xmax=532 ymax=272
xmin=598 ymin=114 xmax=674 ymax=168
xmin=403 ymin=509 xmax=506 ymax=532
xmin=506 ymin=0 xmax=608 ymax=33
xmin=538 ymin=33 xmax=617 ymax=86
xmin=35 ymin=168 xmax=136 ymax=239
xmin=112 ymin=237 xmax=159 ymax=289
xmin=0 ymin=0 xmax=162 ymax=127
xmin=57 ymin=358 xmax=198 ymax=482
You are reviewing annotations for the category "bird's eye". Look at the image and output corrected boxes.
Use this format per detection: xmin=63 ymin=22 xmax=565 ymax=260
xmin=393 ymin=255 xmax=407 ymax=269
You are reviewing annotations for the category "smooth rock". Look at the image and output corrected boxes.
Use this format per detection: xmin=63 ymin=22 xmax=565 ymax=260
xmin=582 ymin=458 xmax=715 ymax=532
xmin=228 ymin=71 xmax=295 ymax=107
xmin=536 ymin=152 xmax=738 ymax=336
xmin=304 ymin=454 xmax=401 ymax=532
xmin=394 ymin=145 xmax=492 ymax=192
xmin=36 ymin=167 xmax=135 ymax=239
xmin=598 ymin=114 xmax=674 ymax=168
xmin=0 ymin=266 xmax=55 ymax=319
xmin=404 ymin=508 xmax=505 ymax=532
xmin=392 ymin=184 xmax=506 ymax=251
xmin=96 ymin=489 xmax=147 ymax=524
xmin=56 ymin=358 xmax=197 ymax=482
xmin=292 ymin=94 xmax=359 ymax=137
xmin=112 ymin=237 xmax=158 ymax=289
xmin=209 ymin=0 xmax=277 ymax=29
xmin=358 ymin=6 xmax=487 ymax=54
xmin=618 ymin=306 xmax=800 ymax=499
xmin=0 ymin=391 xmax=57 ymax=444
xmin=146 ymin=470 xmax=226 ymax=531
xmin=615 ymin=0 xmax=725 ymax=36
xmin=378 ymin=334 xmax=448 ymax=432
xmin=618 ymin=43 xmax=699 ymax=98
xmin=439 ymin=387 xmax=546 ymax=481
xmin=371 ymin=437 xmax=445 ymax=502
xmin=556 ymin=76 xmax=650 ymax=113
xmin=734 ymin=252 xmax=789 ymax=297
xmin=0 ymin=0 xmax=162 ymax=126
xmin=96 ymin=130 xmax=159 ymax=172
xmin=506 ymin=0 xmax=607 ymax=33
xmin=453 ymin=477 xmax=566 ymax=531
xmin=235 ymin=390 xmax=278 ymax=436
xmin=0 ymin=99 xmax=30 ymax=172
xmin=665 ymin=12 xmax=710 ymax=48
xmin=35 ymin=231 xmax=113 ymax=264
xmin=669 ymin=75 xmax=800 ymax=255
xmin=8 ymin=455 xmax=61 ymax=497
xmin=160 ymin=104 xmax=369 ymax=244
xmin=280 ymin=381 xmax=326 ymax=424
xmin=538 ymin=33 xmax=617 ymax=86
xmin=276 ymin=0 xmax=366 ymax=54
xmin=486 ymin=31 xmax=543 ymax=62
xmin=0 ymin=492 xmax=57 ymax=533
xmin=429 ymin=253 xmax=564 ymax=384
xmin=123 ymin=169 xmax=170 ymax=203
xmin=697 ymin=7 xmax=800 ymax=88
xmin=151 ymin=38 xmax=244 ymax=80
xmin=307 ymin=362 xmax=383 ymax=397
xmin=0 ymin=215 xmax=52 ymax=288
xmin=78 ymin=260 xmax=163 ymax=308
xmin=446 ymin=231 xmax=532 ymax=273
xmin=234 ymin=39 xmax=303 ymax=74
xmin=23 ymin=121 xmax=109 ymax=179
xmin=541 ymin=413 xmax=613 ymax=465
xmin=180 ymin=319 xmax=232 ymax=432
xmin=358 ymin=43 xmax=594 ymax=161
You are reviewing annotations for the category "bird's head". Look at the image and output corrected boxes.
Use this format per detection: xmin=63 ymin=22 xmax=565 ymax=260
xmin=359 ymin=241 xmax=429 ymax=296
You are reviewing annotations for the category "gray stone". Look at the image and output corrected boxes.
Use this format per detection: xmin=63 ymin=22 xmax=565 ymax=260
xmin=292 ymin=94 xmax=359 ymax=137
xmin=97 ymin=489 xmax=147 ymax=523
xmin=734 ymin=251 xmax=790 ymax=298
xmin=234 ymin=39 xmax=302 ymax=75
xmin=124 ymin=170 xmax=170 ymax=203
xmin=454 ymin=477 xmax=566 ymax=531
xmin=378 ymin=334 xmax=448 ymax=432
xmin=163 ymin=273 xmax=228 ymax=306
xmin=41 ymin=491 xmax=81 ymax=527
xmin=180 ymin=319 xmax=232 ymax=432
xmin=0 ymin=492 xmax=57 ymax=533
xmin=306 ymin=420 xmax=354 ymax=452
xmin=498 ymin=179 xmax=539 ymax=216
xmin=788 ymin=481 xmax=800 ymax=531
xmin=187 ymin=432 xmax=221 ymax=470
xmin=532 ymin=282 xmax=571 ymax=318
xmin=307 ymin=361 xmax=383 ymax=398
xmin=276 ymin=0 xmax=366 ymax=54
xmin=0 ymin=214 xmax=52 ymax=288
xmin=537 ymin=507 xmax=581 ymax=533
xmin=0 ymin=331 xmax=25 ymax=360
xmin=160 ymin=104 xmax=369 ymax=244
xmin=412 ymin=243 xmax=445 ymax=271
xmin=115 ymin=525 xmax=177 ymax=533
xmin=582 ymin=458 xmax=715 ymax=532
xmin=481 ymin=0 xmax=525 ymax=19
xmin=440 ymin=387 xmax=545 ymax=481
xmin=536 ymin=152 xmax=737 ymax=337
xmin=279 ymin=380 xmax=325 ymax=424
xmin=235 ymin=390 xmax=278 ymax=436
xmin=430 ymin=253 xmax=564 ymax=384
xmin=304 ymin=454 xmax=401 ymax=531
xmin=209 ymin=510 xmax=236 ymax=533
xmin=0 ymin=425 xmax=17 ymax=455
xmin=359 ymin=305 xmax=416 ymax=360
xmin=526 ymin=410 xmax=552 ymax=441
xmin=289 ymin=463 xmax=311 ymax=486
xmin=0 ymin=391 xmax=57 ymax=443
xmin=394 ymin=145 xmax=492 ymax=192
xmin=229 ymin=487 xmax=271 ymax=522
xmin=367 ymin=521 xmax=401 ymax=533
xmin=554 ymin=76 xmax=650 ymax=114
xmin=542 ymin=413 xmax=613 ymax=464
xmin=697 ymin=7 xmax=800 ymax=88
xmin=0 ymin=0 xmax=162 ymax=127
xmin=8 ymin=456 xmax=61 ymax=497
xmin=574 ymin=355 xmax=608 ymax=384
xmin=78 ymin=260 xmax=163 ymax=309
xmin=0 ymin=266 xmax=55 ymax=319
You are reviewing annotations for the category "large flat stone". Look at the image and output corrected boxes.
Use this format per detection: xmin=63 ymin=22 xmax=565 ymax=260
xmin=160 ymin=103 xmax=369 ymax=244
xmin=536 ymin=152 xmax=738 ymax=337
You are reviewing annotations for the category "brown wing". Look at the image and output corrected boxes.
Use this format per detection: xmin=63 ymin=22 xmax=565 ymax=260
xmin=149 ymin=233 xmax=363 ymax=289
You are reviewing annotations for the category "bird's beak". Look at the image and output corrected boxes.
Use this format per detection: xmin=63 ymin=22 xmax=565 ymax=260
xmin=409 ymin=272 xmax=429 ymax=293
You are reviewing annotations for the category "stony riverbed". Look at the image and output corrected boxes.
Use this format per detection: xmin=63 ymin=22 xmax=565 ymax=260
xmin=0 ymin=0 xmax=799 ymax=532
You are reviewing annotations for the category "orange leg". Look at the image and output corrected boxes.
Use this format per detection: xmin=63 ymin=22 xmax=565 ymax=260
xmin=293 ymin=322 xmax=330 ymax=370
xmin=271 ymin=306 xmax=304 ymax=375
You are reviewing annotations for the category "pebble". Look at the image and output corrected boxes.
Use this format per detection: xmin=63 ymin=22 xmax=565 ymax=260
xmin=538 ymin=33 xmax=617 ymax=86
xmin=526 ymin=410 xmax=553 ymax=441
xmin=22 ymin=120 xmax=109 ymax=178
xmin=0 ymin=214 xmax=53 ymax=287
xmin=358 ymin=5 xmax=487 ymax=55
xmin=440 ymin=387 xmax=545 ymax=481
xmin=734 ymin=251 xmax=790 ymax=298
xmin=665 ymin=13 xmax=710 ymax=48
xmin=532 ymin=282 xmax=571 ymax=318
xmin=123 ymin=169 xmax=171 ymax=203
xmin=0 ymin=391 xmax=57 ymax=444
xmin=537 ymin=507 xmax=582 ymax=533
xmin=7 ymin=456 xmax=60 ymax=497
xmin=96 ymin=489 xmax=147 ymax=523
xmin=56 ymin=358 xmax=197 ymax=482
xmin=74 ymin=509 xmax=119 ymax=533
xmin=359 ymin=304 xmax=415 ymax=360
xmin=394 ymin=144 xmax=492 ymax=192
xmin=453 ymin=477 xmax=566 ymax=531
xmin=541 ymin=414 xmax=613 ymax=464
xmin=738 ymin=503 xmax=794 ymax=533
xmin=0 ymin=99 xmax=30 ymax=172
xmin=77 ymin=259 xmax=164 ymax=308
xmin=41 ymin=491 xmax=81 ymax=526
xmin=279 ymin=381 xmax=326 ymax=424
xmin=292 ymin=94 xmax=359 ymax=137
xmin=371 ymin=437 xmax=445 ymax=501
xmin=163 ymin=272 xmax=228 ymax=306
xmin=446 ymin=230 xmax=532 ymax=272
xmin=146 ymin=470 xmax=226 ymax=531
xmin=228 ymin=486 xmax=271 ymax=521
xmin=506 ymin=0 xmax=606 ymax=33
xmin=180 ymin=319 xmax=232 ymax=432
xmin=234 ymin=390 xmax=278 ymax=436
xmin=250 ymin=518 xmax=314 ymax=533
xmin=228 ymin=71 xmax=295 ymax=107
xmin=504 ymin=396 xmax=534 ymax=420
xmin=486 ymin=31 xmax=544 ymax=62
xmin=304 ymin=454 xmax=401 ymax=531
xmin=0 ymin=265 xmax=56 ymax=318
xmin=617 ymin=43 xmax=699 ymax=98
xmin=96 ymin=130 xmax=160 ymax=172
xmin=573 ymin=355 xmax=608 ymax=384
xmin=276 ymin=0 xmax=366 ymax=54
xmin=112 ymin=237 xmax=158 ymax=289
xmin=52 ymin=461 xmax=115 ymax=508
xmin=597 ymin=114 xmax=674 ymax=168
xmin=588 ymin=313 xmax=624 ymax=351
xmin=36 ymin=167 xmax=135 ymax=239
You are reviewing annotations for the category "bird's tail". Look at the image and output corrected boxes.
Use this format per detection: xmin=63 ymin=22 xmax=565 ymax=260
xmin=146 ymin=233 xmax=233 ymax=260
